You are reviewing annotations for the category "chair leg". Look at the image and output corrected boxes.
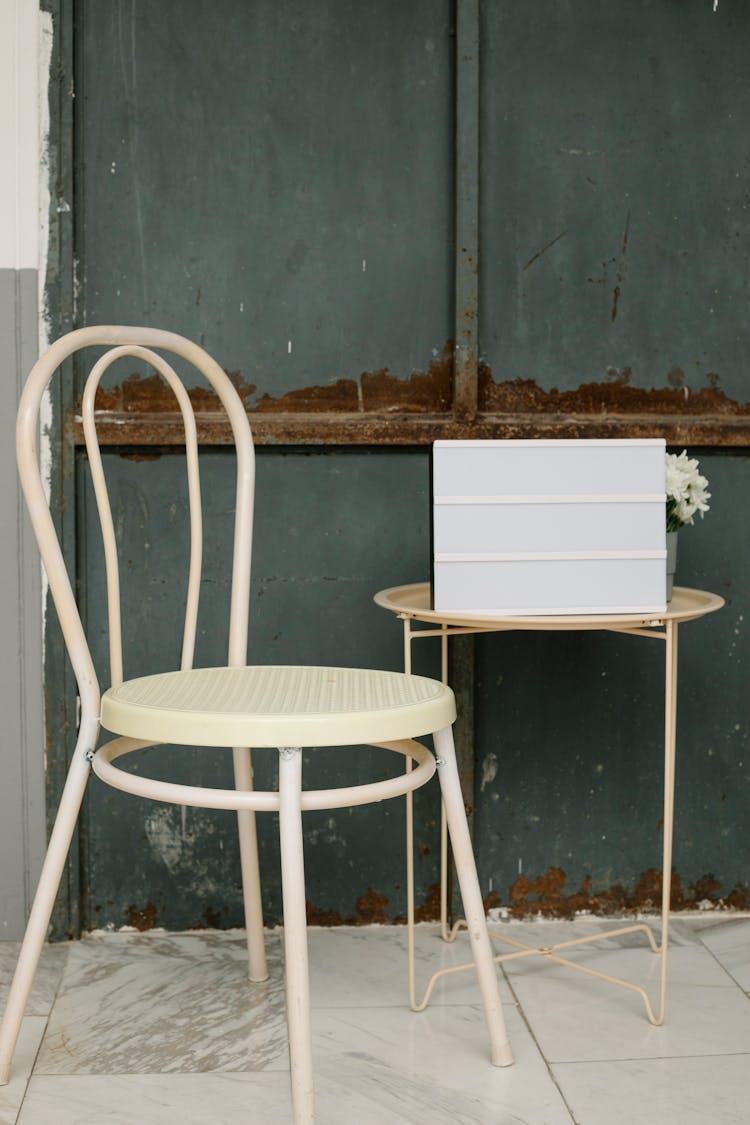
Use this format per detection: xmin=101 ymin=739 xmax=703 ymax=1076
xmin=278 ymin=747 xmax=315 ymax=1125
xmin=232 ymin=747 xmax=268 ymax=982
xmin=0 ymin=747 xmax=92 ymax=1085
xmin=433 ymin=726 xmax=514 ymax=1067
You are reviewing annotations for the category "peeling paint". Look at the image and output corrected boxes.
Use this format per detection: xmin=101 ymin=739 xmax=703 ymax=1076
xmin=144 ymin=807 xmax=184 ymax=873
xmin=38 ymin=7 xmax=54 ymax=759
xmin=479 ymin=753 xmax=498 ymax=792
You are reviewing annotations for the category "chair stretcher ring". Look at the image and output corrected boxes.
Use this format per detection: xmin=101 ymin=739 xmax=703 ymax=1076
xmin=92 ymin=735 xmax=436 ymax=812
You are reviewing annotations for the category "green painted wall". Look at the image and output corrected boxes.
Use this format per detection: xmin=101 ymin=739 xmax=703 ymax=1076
xmin=480 ymin=2 xmax=750 ymax=398
xmin=474 ymin=452 xmax=746 ymax=911
xmin=40 ymin=0 xmax=750 ymax=931
xmin=75 ymin=0 xmax=454 ymax=395
xmin=80 ymin=449 xmax=441 ymax=928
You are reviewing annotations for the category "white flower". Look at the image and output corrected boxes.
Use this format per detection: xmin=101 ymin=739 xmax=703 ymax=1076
xmin=665 ymin=450 xmax=711 ymax=529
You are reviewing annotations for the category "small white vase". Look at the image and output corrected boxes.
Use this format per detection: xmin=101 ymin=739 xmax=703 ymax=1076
xmin=666 ymin=531 xmax=678 ymax=601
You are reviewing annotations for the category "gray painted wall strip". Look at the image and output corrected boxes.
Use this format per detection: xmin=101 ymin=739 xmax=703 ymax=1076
xmin=0 ymin=268 xmax=45 ymax=940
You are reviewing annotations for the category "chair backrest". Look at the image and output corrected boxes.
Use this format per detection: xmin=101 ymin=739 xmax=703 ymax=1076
xmin=17 ymin=326 xmax=255 ymax=736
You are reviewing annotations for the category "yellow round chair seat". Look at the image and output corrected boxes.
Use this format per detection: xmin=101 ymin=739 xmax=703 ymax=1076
xmin=101 ymin=664 xmax=457 ymax=747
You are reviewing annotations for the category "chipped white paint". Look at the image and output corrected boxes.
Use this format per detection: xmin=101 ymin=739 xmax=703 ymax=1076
xmin=38 ymin=7 xmax=53 ymax=706
xmin=144 ymin=808 xmax=184 ymax=873
xmin=38 ymin=7 xmax=53 ymax=503
xmin=479 ymin=752 xmax=498 ymax=792
xmin=38 ymin=9 xmax=52 ymax=334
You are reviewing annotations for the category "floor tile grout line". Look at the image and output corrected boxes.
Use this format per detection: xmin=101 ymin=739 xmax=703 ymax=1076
xmin=549 ymin=1049 xmax=750 ymax=1067
xmin=498 ymin=964 xmax=580 ymax=1125
xmin=2 ymin=942 xmax=74 ymax=1125
xmin=11 ymin=1015 xmax=52 ymax=1125
xmin=694 ymin=932 xmax=750 ymax=997
xmin=7 ymin=919 xmax=750 ymax=1121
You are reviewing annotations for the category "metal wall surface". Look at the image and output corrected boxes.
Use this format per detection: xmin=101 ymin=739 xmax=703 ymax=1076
xmin=75 ymin=0 xmax=454 ymax=400
xmin=80 ymin=449 xmax=440 ymax=929
xmin=37 ymin=0 xmax=750 ymax=932
xmin=473 ymin=452 xmax=746 ymax=914
xmin=479 ymin=2 xmax=750 ymax=403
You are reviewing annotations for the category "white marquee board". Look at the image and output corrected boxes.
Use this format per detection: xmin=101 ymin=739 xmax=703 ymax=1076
xmin=432 ymin=439 xmax=667 ymax=616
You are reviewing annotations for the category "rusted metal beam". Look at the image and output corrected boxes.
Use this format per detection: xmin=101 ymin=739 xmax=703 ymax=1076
xmin=72 ymin=347 xmax=750 ymax=446
xmin=453 ymin=0 xmax=480 ymax=423
xmin=71 ymin=410 xmax=750 ymax=447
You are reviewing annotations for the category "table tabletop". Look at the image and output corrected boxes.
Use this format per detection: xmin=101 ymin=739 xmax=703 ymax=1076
xmin=374 ymin=583 xmax=725 ymax=632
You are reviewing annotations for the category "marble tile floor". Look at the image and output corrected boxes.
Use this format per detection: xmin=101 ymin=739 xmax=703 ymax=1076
xmin=0 ymin=914 xmax=748 ymax=1124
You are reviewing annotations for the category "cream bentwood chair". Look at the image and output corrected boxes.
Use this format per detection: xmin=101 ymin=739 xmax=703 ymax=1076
xmin=0 ymin=327 xmax=512 ymax=1123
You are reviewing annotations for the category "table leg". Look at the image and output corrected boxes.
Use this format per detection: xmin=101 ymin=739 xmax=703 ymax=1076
xmin=656 ymin=619 xmax=679 ymax=1025
xmin=439 ymin=624 xmax=451 ymax=943
xmin=404 ymin=617 xmax=419 ymax=1010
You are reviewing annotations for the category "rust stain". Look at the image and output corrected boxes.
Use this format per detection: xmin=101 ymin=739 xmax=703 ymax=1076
xmin=483 ymin=889 xmax=502 ymax=913
xmin=477 ymin=365 xmax=750 ymax=417
xmin=125 ymin=902 xmax=158 ymax=931
xmin=94 ymin=370 xmax=256 ymax=414
xmin=304 ymin=888 xmax=390 ymax=926
xmin=199 ymin=906 xmax=223 ymax=929
xmin=305 ymin=900 xmax=346 ymax=927
xmin=353 ymin=888 xmax=390 ymax=925
xmin=254 ymin=376 xmax=360 ymax=414
xmin=306 ymin=884 xmax=441 ymax=927
xmin=506 ymin=867 xmax=749 ymax=919
xmin=725 ymin=883 xmax=750 ymax=910
xmin=71 ymin=341 xmax=750 ymax=448
xmin=254 ymin=342 xmax=453 ymax=415
xmin=412 ymin=882 xmax=441 ymax=924
xmin=610 ymin=209 xmax=630 ymax=321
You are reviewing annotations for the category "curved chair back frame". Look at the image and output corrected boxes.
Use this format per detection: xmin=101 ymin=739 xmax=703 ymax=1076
xmin=16 ymin=326 xmax=255 ymax=725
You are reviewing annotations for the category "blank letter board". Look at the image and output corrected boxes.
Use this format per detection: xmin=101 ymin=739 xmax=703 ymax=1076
xmin=432 ymin=439 xmax=667 ymax=616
